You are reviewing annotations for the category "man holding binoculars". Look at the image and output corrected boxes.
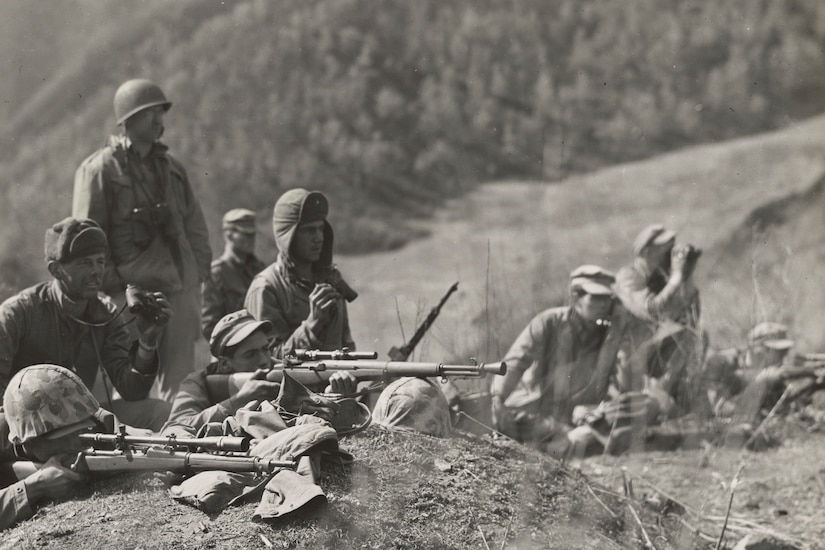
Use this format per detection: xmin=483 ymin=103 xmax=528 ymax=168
xmin=613 ymin=224 xmax=706 ymax=419
xmin=0 ymin=218 xmax=172 ymax=433
xmin=73 ymin=78 xmax=212 ymax=401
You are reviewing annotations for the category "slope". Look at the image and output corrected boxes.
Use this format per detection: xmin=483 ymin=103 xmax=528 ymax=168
xmin=339 ymin=114 xmax=825 ymax=362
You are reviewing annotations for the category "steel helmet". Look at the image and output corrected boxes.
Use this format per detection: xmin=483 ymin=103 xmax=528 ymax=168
xmin=4 ymin=364 xmax=99 ymax=445
xmin=114 ymin=78 xmax=172 ymax=125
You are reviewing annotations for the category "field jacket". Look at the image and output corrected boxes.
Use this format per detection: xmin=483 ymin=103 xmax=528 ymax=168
xmin=201 ymin=249 xmax=265 ymax=340
xmin=0 ymin=281 xmax=157 ymax=400
xmin=73 ymin=135 xmax=211 ymax=294
xmin=491 ymin=306 xmax=627 ymax=422
xmin=244 ymin=258 xmax=354 ymax=359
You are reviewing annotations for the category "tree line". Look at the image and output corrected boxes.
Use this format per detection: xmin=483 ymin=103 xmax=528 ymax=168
xmin=0 ymin=0 xmax=823 ymax=295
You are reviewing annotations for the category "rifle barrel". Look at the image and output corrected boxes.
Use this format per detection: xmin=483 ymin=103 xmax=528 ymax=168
xmin=314 ymin=359 xmax=507 ymax=377
xmin=78 ymin=433 xmax=251 ymax=452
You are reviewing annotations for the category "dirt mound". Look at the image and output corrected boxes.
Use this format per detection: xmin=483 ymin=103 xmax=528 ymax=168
xmin=703 ymin=171 xmax=825 ymax=351
xmin=0 ymin=427 xmax=697 ymax=549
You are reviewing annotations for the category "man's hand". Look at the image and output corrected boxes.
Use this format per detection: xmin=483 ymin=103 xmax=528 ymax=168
xmin=671 ymin=243 xmax=701 ymax=280
xmin=325 ymin=371 xmax=358 ymax=396
xmin=306 ymin=284 xmax=340 ymax=335
xmin=228 ymin=368 xmax=281 ymax=412
xmin=23 ymin=455 xmax=85 ymax=502
xmin=134 ymin=291 xmax=173 ymax=346
xmin=670 ymin=244 xmax=690 ymax=279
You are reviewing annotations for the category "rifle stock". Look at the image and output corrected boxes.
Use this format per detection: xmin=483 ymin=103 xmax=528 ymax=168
xmin=205 ymin=359 xmax=507 ymax=403
xmin=71 ymin=448 xmax=296 ymax=474
xmin=1 ymin=443 xmax=296 ymax=483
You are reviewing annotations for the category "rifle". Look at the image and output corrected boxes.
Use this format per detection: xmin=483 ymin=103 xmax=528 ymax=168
xmin=3 ymin=429 xmax=296 ymax=482
xmin=389 ymin=282 xmax=459 ymax=361
xmin=205 ymin=356 xmax=507 ymax=403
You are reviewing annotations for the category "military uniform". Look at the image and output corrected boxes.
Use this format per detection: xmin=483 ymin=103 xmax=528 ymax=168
xmin=201 ymin=209 xmax=265 ymax=341
xmin=245 ymin=189 xmax=354 ymax=358
xmin=0 ymin=280 xmax=168 ymax=430
xmin=613 ymin=226 xmax=703 ymax=416
xmin=491 ymin=305 xmax=628 ymax=441
xmin=202 ymin=252 xmax=265 ymax=341
xmin=73 ymin=134 xmax=211 ymax=400
xmin=0 ymin=365 xmax=100 ymax=530
xmin=162 ymin=361 xmax=241 ymax=436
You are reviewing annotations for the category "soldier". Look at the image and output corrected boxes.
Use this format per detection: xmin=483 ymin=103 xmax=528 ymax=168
xmin=0 ymin=218 xmax=171 ymax=431
xmin=201 ymin=209 xmax=266 ymax=341
xmin=0 ymin=364 xmax=102 ymax=530
xmin=490 ymin=265 xmax=629 ymax=455
xmin=244 ymin=189 xmax=356 ymax=358
xmin=73 ymin=78 xmax=212 ymax=401
xmin=162 ymin=310 xmax=357 ymax=437
xmin=613 ymin=224 xmax=705 ymax=419
xmin=706 ymin=322 xmax=795 ymax=423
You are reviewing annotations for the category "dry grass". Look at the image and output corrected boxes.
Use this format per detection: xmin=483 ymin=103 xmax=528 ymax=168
xmin=0 ymin=428 xmax=670 ymax=550
xmin=342 ymin=113 xmax=825 ymax=361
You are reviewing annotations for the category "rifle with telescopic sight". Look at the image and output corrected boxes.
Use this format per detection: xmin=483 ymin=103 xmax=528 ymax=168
xmin=204 ymin=349 xmax=507 ymax=402
xmin=4 ymin=428 xmax=296 ymax=481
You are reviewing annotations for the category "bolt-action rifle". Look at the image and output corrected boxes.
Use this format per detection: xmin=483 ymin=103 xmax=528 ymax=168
xmin=389 ymin=282 xmax=459 ymax=361
xmin=3 ymin=428 xmax=296 ymax=482
xmin=204 ymin=353 xmax=507 ymax=403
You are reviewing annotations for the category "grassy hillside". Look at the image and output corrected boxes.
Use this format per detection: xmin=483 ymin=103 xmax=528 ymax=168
xmin=1 ymin=0 xmax=824 ymax=298
xmin=340 ymin=113 xmax=825 ymax=363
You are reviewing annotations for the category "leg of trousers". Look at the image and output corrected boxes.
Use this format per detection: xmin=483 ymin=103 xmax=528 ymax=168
xmin=156 ymin=286 xmax=201 ymax=402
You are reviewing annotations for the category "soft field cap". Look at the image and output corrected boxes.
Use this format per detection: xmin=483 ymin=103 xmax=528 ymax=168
xmin=44 ymin=217 xmax=108 ymax=263
xmin=222 ymin=208 xmax=257 ymax=234
xmin=209 ymin=310 xmax=273 ymax=357
xmin=569 ymin=264 xmax=615 ymax=296
xmin=633 ymin=224 xmax=676 ymax=255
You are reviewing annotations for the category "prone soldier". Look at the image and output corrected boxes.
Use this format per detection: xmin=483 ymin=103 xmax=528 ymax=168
xmin=0 ymin=365 xmax=103 ymax=530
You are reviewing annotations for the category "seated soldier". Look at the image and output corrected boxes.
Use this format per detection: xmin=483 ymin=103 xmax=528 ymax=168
xmin=162 ymin=310 xmax=358 ymax=437
xmin=245 ymin=189 xmax=356 ymax=359
xmin=0 ymin=364 xmax=103 ymax=530
xmin=0 ymin=218 xmax=172 ymax=432
xmin=490 ymin=265 xmax=629 ymax=456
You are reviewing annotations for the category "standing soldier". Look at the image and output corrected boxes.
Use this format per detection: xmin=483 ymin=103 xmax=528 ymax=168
xmin=201 ymin=209 xmax=266 ymax=341
xmin=73 ymin=78 xmax=212 ymax=400
xmin=244 ymin=189 xmax=356 ymax=358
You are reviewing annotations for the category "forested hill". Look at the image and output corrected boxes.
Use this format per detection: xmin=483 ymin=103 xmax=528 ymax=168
xmin=1 ymin=0 xmax=824 ymax=293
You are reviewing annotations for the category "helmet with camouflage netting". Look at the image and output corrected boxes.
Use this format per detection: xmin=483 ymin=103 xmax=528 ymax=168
xmin=114 ymin=78 xmax=172 ymax=125
xmin=3 ymin=364 xmax=99 ymax=445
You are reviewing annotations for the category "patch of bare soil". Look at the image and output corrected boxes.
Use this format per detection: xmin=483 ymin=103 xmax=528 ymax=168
xmin=0 ymin=426 xmax=698 ymax=550
xmin=3 ymin=410 xmax=822 ymax=550
xmin=578 ymin=413 xmax=825 ymax=550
